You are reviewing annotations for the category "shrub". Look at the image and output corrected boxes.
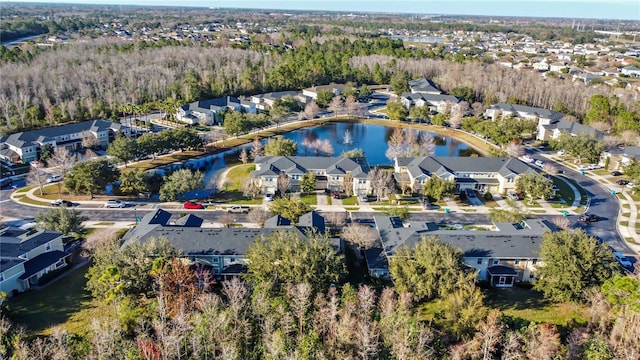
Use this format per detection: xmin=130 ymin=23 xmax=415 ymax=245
xmin=484 ymin=192 xmax=493 ymax=201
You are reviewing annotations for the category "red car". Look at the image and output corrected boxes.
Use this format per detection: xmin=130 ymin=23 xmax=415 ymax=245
xmin=183 ymin=201 xmax=204 ymax=209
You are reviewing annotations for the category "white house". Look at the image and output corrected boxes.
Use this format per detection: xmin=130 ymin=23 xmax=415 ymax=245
xmin=400 ymin=93 xmax=460 ymax=113
xmin=176 ymin=97 xmax=256 ymax=125
xmin=302 ymin=84 xmax=347 ymax=100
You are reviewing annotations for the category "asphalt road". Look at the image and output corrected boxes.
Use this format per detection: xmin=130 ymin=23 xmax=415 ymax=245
xmin=526 ymin=150 xmax=631 ymax=253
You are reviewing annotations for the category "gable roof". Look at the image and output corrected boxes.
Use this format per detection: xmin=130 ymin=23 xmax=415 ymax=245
xmin=0 ymin=120 xmax=125 ymax=148
xmin=181 ymin=96 xmax=241 ymax=113
xmin=374 ymin=216 xmax=554 ymax=259
xmin=253 ymin=156 xmax=370 ymax=179
xmin=487 ymin=103 xmax=565 ymax=121
xmin=408 ymin=78 xmax=442 ymax=94
xmin=544 ymin=119 xmax=604 ymax=139
xmin=1 ymin=228 xmax=64 ymax=272
xmin=396 ymin=156 xmax=536 ymax=178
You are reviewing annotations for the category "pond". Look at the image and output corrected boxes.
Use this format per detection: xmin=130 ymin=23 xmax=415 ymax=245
xmin=150 ymin=122 xmax=479 ymax=193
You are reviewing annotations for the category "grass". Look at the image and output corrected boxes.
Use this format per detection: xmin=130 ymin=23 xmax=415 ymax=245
xmin=5 ymin=264 xmax=107 ymax=336
xmin=561 ymin=176 xmax=588 ymax=206
xmin=531 ymin=210 xmax=547 ymax=214
xmin=16 ymin=196 xmax=51 ymax=206
xmin=461 ymin=209 xmax=478 ymax=212
xmin=326 ymin=195 xmax=332 ymax=206
xmin=524 ymin=201 xmax=542 ymax=208
xmin=592 ymin=169 xmax=610 ymax=176
xmin=622 ymin=212 xmax=631 ymax=217
xmin=626 ymin=237 xmax=638 ymax=245
xmin=480 ymin=198 xmax=499 ymax=208
xmin=93 ymin=222 xmax=115 ymax=226
xmin=343 ymin=206 xmax=359 ymax=211
xmin=573 ymin=206 xmax=585 ymax=214
xmin=622 ymin=204 xmax=631 ymax=209
xmin=224 ymin=164 xmax=255 ymax=191
xmin=15 ymin=185 xmax=33 ymax=193
xmin=299 ymin=194 xmax=318 ymax=205
xmin=620 ymin=221 xmax=629 ymax=226
xmin=552 ymin=176 xmax=575 ymax=206
xmin=341 ymin=196 xmax=358 ymax=206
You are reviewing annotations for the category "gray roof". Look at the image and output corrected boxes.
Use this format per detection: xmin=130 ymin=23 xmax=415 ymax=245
xmin=253 ymin=156 xmax=370 ymax=179
xmin=488 ymin=103 xmax=565 ymax=121
xmin=396 ymin=156 xmax=536 ymax=179
xmin=0 ymin=120 xmax=125 ymax=148
xmin=121 ymin=209 xmax=327 ymax=256
xmin=401 ymin=92 xmax=459 ymax=105
xmin=19 ymin=250 xmax=70 ymax=280
xmin=181 ymin=96 xmax=241 ymax=113
xmin=408 ymin=78 xmax=442 ymax=94
xmin=1 ymin=228 xmax=64 ymax=272
xmin=374 ymin=216 xmax=555 ymax=259
xmin=544 ymin=119 xmax=604 ymax=139
xmin=253 ymin=91 xmax=301 ymax=101
xmin=623 ymin=146 xmax=640 ymax=160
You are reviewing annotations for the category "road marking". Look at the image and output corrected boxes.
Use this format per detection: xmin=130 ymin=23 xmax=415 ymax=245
xmin=0 ymin=199 xmax=10 ymax=203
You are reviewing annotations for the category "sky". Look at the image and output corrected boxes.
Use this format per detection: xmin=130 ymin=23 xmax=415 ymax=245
xmin=4 ymin=0 xmax=640 ymax=20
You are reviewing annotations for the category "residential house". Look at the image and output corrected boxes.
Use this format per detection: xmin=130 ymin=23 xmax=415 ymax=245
xmin=302 ymin=84 xmax=347 ymax=100
xmin=399 ymin=93 xmax=460 ymax=113
xmin=537 ymin=119 xmax=604 ymax=141
xmin=0 ymin=226 xmax=70 ymax=296
xmin=484 ymin=103 xmax=565 ymax=132
xmin=176 ymin=97 xmax=256 ymax=125
xmin=394 ymin=156 xmax=536 ymax=194
xmin=621 ymin=146 xmax=640 ymax=167
xmin=621 ymin=66 xmax=640 ymax=77
xmin=532 ymin=61 xmax=550 ymax=71
xmin=0 ymin=120 xmax=130 ymax=164
xmin=121 ymin=209 xmax=337 ymax=280
xmin=408 ymin=78 xmax=442 ymax=95
xmin=250 ymin=91 xmax=309 ymax=111
xmin=365 ymin=216 xmax=555 ymax=287
xmin=602 ymin=67 xmax=621 ymax=77
xmin=251 ymin=156 xmax=371 ymax=195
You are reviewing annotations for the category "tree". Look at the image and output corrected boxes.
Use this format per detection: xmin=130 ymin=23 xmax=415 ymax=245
xmin=64 ymin=159 xmax=120 ymax=199
xmin=382 ymin=206 xmax=410 ymax=221
xmin=389 ymin=236 xmax=477 ymax=301
xmin=505 ymin=142 xmax=525 ymax=158
xmin=223 ymin=111 xmax=249 ymax=138
xmin=449 ymin=101 xmax=469 ymax=128
xmin=408 ymin=106 xmax=430 ymax=123
xmin=245 ymin=230 xmax=346 ymax=291
xmin=39 ymin=144 xmax=54 ymax=163
xmin=344 ymin=95 xmax=358 ymax=117
xmin=584 ymin=95 xmax=612 ymax=125
xmin=555 ymin=132 xmax=604 ymax=164
xmin=385 ymin=100 xmax=408 ymax=120
xmin=422 ymin=175 xmax=456 ymax=201
xmin=269 ymin=100 xmax=289 ymax=128
xmin=269 ymin=196 xmax=312 ymax=223
xmin=48 ymin=147 xmax=77 ymax=193
xmin=118 ymin=168 xmax=149 ymax=196
xmin=264 ymin=137 xmax=297 ymax=156
xmin=316 ymin=90 xmax=335 ymax=108
xmin=106 ymin=135 xmax=136 ymax=167
xmin=533 ymin=230 xmax=619 ymax=302
xmin=300 ymin=172 xmax=316 ymax=194
xmin=341 ymin=224 xmax=379 ymax=249
xmin=328 ymin=96 xmax=344 ymax=117
xmin=137 ymin=132 xmax=160 ymax=160
xmin=242 ymin=177 xmax=262 ymax=199
xmin=27 ymin=166 xmax=48 ymax=196
xmin=249 ymin=137 xmax=264 ymax=159
xmin=35 ymin=206 xmax=88 ymax=235
xmin=81 ymin=131 xmax=100 ymax=150
xmin=516 ymin=173 xmax=554 ymax=204
xmin=342 ymin=172 xmax=354 ymax=197
xmin=159 ymin=169 xmax=204 ymax=201
xmin=248 ymin=208 xmax=271 ymax=228
xmin=340 ymin=148 xmax=365 ymax=158
xmin=239 ymin=148 xmax=249 ymax=164
xmin=390 ymin=71 xmax=410 ymax=95
xmin=276 ymin=171 xmax=290 ymax=195
xmin=302 ymin=100 xmax=320 ymax=120
xmin=368 ymin=167 xmax=394 ymax=202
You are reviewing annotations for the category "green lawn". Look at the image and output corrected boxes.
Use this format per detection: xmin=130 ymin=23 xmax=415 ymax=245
xmin=5 ymin=264 xmax=106 ymax=336
xmin=552 ymin=177 xmax=575 ymax=206
xmin=209 ymin=164 xmax=262 ymax=204
xmin=341 ymin=196 xmax=358 ymax=206
xmin=561 ymin=176 xmax=588 ymax=205
xmin=299 ymin=194 xmax=318 ymax=205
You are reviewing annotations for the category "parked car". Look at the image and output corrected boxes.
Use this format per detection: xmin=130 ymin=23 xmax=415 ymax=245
xmin=359 ymin=194 xmax=369 ymax=202
xmin=521 ymin=155 xmax=534 ymax=163
xmin=557 ymin=150 xmax=565 ymax=156
xmin=616 ymin=179 xmax=629 ymax=186
xmin=578 ymin=213 xmax=600 ymax=223
xmin=534 ymin=160 xmax=545 ymax=168
xmin=332 ymin=191 xmax=341 ymax=199
xmin=183 ymin=201 xmax=204 ymax=209
xmin=610 ymin=171 xmax=623 ymax=176
xmin=104 ymin=199 xmax=126 ymax=208
xmin=227 ymin=205 xmax=249 ymax=214
xmin=465 ymin=189 xmax=476 ymax=198
xmin=627 ymin=183 xmax=635 ymax=189
xmin=507 ymin=191 xmax=520 ymax=201
xmin=264 ymin=193 xmax=274 ymax=202
xmin=613 ymin=252 xmax=632 ymax=268
xmin=51 ymin=199 xmax=73 ymax=207
xmin=0 ymin=177 xmax=13 ymax=188
xmin=46 ymin=174 xmax=64 ymax=183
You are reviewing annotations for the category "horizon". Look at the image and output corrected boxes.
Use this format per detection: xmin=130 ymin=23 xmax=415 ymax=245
xmin=3 ymin=0 xmax=640 ymax=21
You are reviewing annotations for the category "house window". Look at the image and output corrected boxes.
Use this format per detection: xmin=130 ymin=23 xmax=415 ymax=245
xmin=45 ymin=243 xmax=51 ymax=251
xmin=515 ymin=259 xmax=520 ymax=265
xmin=492 ymin=259 xmax=499 ymax=265
xmin=358 ymin=179 xmax=366 ymax=184
xmin=332 ymin=176 xmax=340 ymax=181
xmin=477 ymin=258 xmax=482 ymax=264
xmin=0 ymin=273 xmax=4 ymax=282
xmin=230 ymin=257 xmax=235 ymax=263
xmin=532 ymin=259 xmax=538 ymax=265
xmin=529 ymin=273 xmax=535 ymax=279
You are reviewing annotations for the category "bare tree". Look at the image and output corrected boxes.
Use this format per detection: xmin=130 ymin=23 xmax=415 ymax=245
xmin=368 ymin=167 xmax=394 ymax=202
xmin=27 ymin=166 xmax=48 ymax=196
xmin=249 ymin=137 xmax=264 ymax=159
xmin=220 ymin=212 xmax=236 ymax=228
xmin=471 ymin=102 xmax=485 ymax=117
xmin=319 ymin=139 xmax=334 ymax=156
xmin=542 ymin=162 xmax=559 ymax=175
xmin=48 ymin=147 xmax=77 ymax=193
xmin=326 ymin=211 xmax=347 ymax=228
xmin=505 ymin=142 xmax=525 ymax=157
xmin=287 ymin=283 xmax=313 ymax=341
xmin=551 ymin=216 xmax=571 ymax=230
xmin=345 ymin=95 xmax=358 ymax=117
xmin=82 ymin=131 xmax=100 ymax=150
xmin=355 ymin=286 xmax=380 ymax=360
xmin=0 ymin=93 xmax=14 ymax=128
xmin=239 ymin=148 xmax=249 ymax=164
xmin=248 ymin=208 xmax=271 ymax=227
xmin=242 ymin=177 xmax=262 ymax=199
xmin=602 ymin=135 xmax=621 ymax=150
xmin=590 ymin=121 xmax=612 ymax=134
xmin=620 ymin=130 xmax=640 ymax=146
xmin=303 ymin=100 xmax=320 ymax=120
xmin=328 ymin=96 xmax=344 ymax=117
xmin=385 ymin=128 xmax=407 ymax=162
xmin=450 ymin=101 xmax=469 ymax=128
xmin=277 ymin=172 xmax=290 ymax=195
xmin=343 ymin=172 xmax=354 ymax=197
xmin=342 ymin=224 xmax=379 ymax=249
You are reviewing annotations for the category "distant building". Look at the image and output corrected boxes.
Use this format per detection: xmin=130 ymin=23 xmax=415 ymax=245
xmin=537 ymin=119 xmax=604 ymax=141
xmin=302 ymin=84 xmax=347 ymax=100
xmin=365 ymin=216 xmax=556 ymax=287
xmin=408 ymin=78 xmax=442 ymax=95
xmin=400 ymin=93 xmax=460 ymax=113
xmin=176 ymin=97 xmax=256 ymax=125
xmin=0 ymin=120 xmax=129 ymax=164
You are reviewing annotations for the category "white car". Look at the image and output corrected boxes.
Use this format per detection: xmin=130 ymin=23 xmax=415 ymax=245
xmin=104 ymin=199 xmax=126 ymax=208
xmin=614 ymin=252 xmax=632 ymax=268
xmin=557 ymin=150 xmax=565 ymax=156
xmin=507 ymin=191 xmax=520 ymax=201
xmin=534 ymin=160 xmax=545 ymax=168
xmin=264 ymin=193 xmax=274 ymax=202
xmin=626 ymin=183 xmax=635 ymax=189
xmin=46 ymin=174 xmax=63 ymax=183
xmin=521 ymin=155 xmax=534 ymax=163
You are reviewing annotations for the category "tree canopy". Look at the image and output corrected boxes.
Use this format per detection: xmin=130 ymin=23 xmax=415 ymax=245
xmin=35 ymin=206 xmax=88 ymax=235
xmin=269 ymin=196 xmax=313 ymax=223
xmin=159 ymin=168 xmax=204 ymax=201
xmin=264 ymin=136 xmax=298 ymax=156
xmin=64 ymin=158 xmax=120 ymax=199
xmin=533 ymin=230 xmax=619 ymax=302
xmin=516 ymin=173 xmax=554 ymax=204
xmin=422 ymin=175 xmax=456 ymax=201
